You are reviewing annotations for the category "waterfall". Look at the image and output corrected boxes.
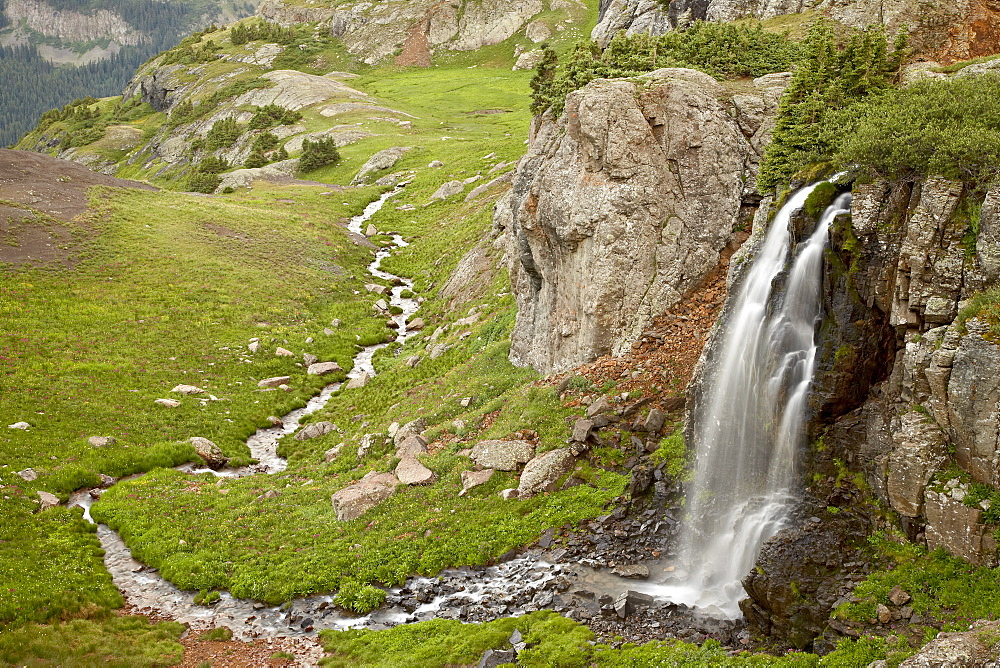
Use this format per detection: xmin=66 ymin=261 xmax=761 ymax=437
xmin=654 ymin=183 xmax=852 ymax=618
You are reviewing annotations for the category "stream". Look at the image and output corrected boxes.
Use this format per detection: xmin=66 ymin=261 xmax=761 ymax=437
xmin=66 ymin=187 xmax=652 ymax=643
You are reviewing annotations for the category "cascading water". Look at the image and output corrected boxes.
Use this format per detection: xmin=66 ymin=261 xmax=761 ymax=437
xmin=654 ymin=182 xmax=851 ymax=618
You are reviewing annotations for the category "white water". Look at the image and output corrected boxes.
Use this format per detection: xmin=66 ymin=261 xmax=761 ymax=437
xmin=653 ymin=185 xmax=852 ymax=618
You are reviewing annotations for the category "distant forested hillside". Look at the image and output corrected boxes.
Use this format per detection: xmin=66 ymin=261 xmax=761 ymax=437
xmin=0 ymin=0 xmax=256 ymax=147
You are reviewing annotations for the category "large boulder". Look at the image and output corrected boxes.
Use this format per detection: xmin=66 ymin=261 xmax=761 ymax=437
xmin=330 ymin=471 xmax=400 ymax=521
xmin=352 ymin=147 xmax=411 ymax=185
xmin=497 ymin=68 xmax=779 ymax=373
xmin=470 ymin=440 xmax=534 ymax=471
xmin=190 ymin=437 xmax=227 ymax=469
xmin=517 ymin=449 xmax=575 ymax=497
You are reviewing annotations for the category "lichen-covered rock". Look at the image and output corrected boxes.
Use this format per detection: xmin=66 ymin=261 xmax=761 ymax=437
xmin=899 ymin=619 xmax=1000 ymax=666
xmin=886 ymin=412 xmax=948 ymax=517
xmin=471 ymin=440 xmax=535 ymax=471
xmin=925 ymin=488 xmax=999 ymax=566
xmin=330 ymin=471 xmax=400 ymax=521
xmin=498 ymin=68 xmax=776 ymax=373
xmin=517 ymin=448 xmax=575 ymax=497
xmin=947 ymin=323 xmax=1000 ymax=486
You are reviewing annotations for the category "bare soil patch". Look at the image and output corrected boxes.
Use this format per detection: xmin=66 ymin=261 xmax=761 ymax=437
xmin=0 ymin=148 xmax=155 ymax=268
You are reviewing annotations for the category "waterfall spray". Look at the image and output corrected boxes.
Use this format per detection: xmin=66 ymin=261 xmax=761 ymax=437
xmin=654 ymin=183 xmax=851 ymax=618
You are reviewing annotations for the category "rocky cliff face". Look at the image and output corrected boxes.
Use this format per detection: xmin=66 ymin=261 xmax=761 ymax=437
xmin=1 ymin=0 xmax=140 ymax=46
xmin=592 ymin=0 xmax=1000 ymax=62
xmin=258 ymin=0 xmax=586 ymax=66
xmin=740 ymin=174 xmax=1000 ymax=646
xmin=496 ymin=67 xmax=789 ymax=373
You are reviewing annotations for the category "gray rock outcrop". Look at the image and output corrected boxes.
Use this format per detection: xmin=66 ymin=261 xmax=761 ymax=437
xmin=499 ymin=68 xmax=784 ymax=373
xmin=352 ymin=147 xmax=412 ymax=185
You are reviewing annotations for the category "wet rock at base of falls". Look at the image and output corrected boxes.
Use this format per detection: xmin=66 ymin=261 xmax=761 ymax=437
xmin=275 ymin=347 xmax=295 ymax=357
xmin=346 ymin=372 xmax=371 ymax=390
xmin=88 ymin=436 xmax=116 ymax=448
xmin=518 ymin=449 xmax=575 ymax=498
xmin=611 ymin=564 xmax=650 ymax=579
xmin=171 ymin=384 xmax=204 ymax=395
xmin=459 ymin=468 xmax=494 ymax=496
xmin=396 ymin=434 xmax=428 ymax=457
xmin=258 ymin=376 xmax=291 ymax=388
xmin=190 ymin=437 xmax=228 ymax=469
xmin=17 ymin=468 xmax=38 ymax=481
xmin=330 ymin=471 xmax=400 ymax=521
xmin=614 ymin=590 xmax=654 ymax=618
xmin=307 ymin=361 xmax=343 ymax=376
xmin=154 ymin=398 xmax=181 ymax=408
xmin=295 ymin=421 xmax=338 ymax=441
xmin=629 ymin=466 xmax=654 ymax=496
xmin=740 ymin=510 xmax=871 ymax=650
xmin=470 ymin=440 xmax=535 ymax=471
xmin=36 ymin=491 xmax=60 ymax=511
xmin=395 ymin=455 xmax=436 ymax=485
xmin=395 ymin=420 xmax=427 ymax=447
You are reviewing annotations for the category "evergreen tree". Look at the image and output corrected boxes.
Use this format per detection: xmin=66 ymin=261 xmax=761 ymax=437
xmin=298 ymin=137 xmax=340 ymax=173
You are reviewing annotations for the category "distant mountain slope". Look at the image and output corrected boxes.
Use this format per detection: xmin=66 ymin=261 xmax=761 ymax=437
xmin=0 ymin=0 xmax=257 ymax=146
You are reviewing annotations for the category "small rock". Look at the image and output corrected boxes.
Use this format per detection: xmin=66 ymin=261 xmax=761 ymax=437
xmin=295 ymin=421 xmax=338 ymax=441
xmin=396 ymin=434 xmax=428 ymax=457
xmin=366 ymin=283 xmax=387 ymax=295
xmin=308 ymin=361 xmax=343 ymax=376
xmin=428 ymin=160 xmax=443 ymax=168
xmin=518 ymin=449 xmax=575 ymax=498
xmin=408 ymin=317 xmax=425 ymax=331
xmin=171 ymin=384 xmax=204 ymax=395
xmin=406 ymin=355 xmax=421 ymax=368
xmin=430 ymin=180 xmax=465 ymax=201
xmin=459 ymin=468 xmax=494 ymax=496
xmin=88 ymin=436 xmax=116 ymax=448
xmin=611 ymin=564 xmax=650 ymax=579
xmin=191 ymin=437 xmax=228 ymax=469
xmin=393 ymin=418 xmax=427 ymax=446
xmin=248 ymin=341 xmax=261 ymax=353
xmin=303 ymin=353 xmax=318 ymax=367
xmin=305 ymin=336 xmax=313 ymax=344
xmin=877 ymin=603 xmax=892 ymax=624
xmin=499 ymin=488 xmax=519 ymax=500
xmin=586 ymin=396 xmax=611 ymax=418
xmin=888 ymin=585 xmax=912 ymax=606
xmin=258 ymin=376 xmax=291 ymax=388
xmin=331 ymin=471 xmax=400 ymax=521
xmin=278 ymin=384 xmax=291 ymax=391
xmin=460 ymin=397 xmax=474 ymax=408
xmin=395 ymin=455 xmax=436 ymax=485
xmin=428 ymin=343 xmax=450 ymax=359
xmin=373 ymin=299 xmax=389 ymax=313
xmin=614 ymin=590 xmax=654 ymax=618
xmin=323 ymin=328 xmax=335 ymax=336
xmin=331 ymin=319 xmax=341 ymax=327
xmin=365 ymin=223 xmax=378 ymax=237
xmin=275 ymin=347 xmax=294 ymax=357
xmin=571 ymin=418 xmax=593 ymax=442
xmin=324 ymin=445 xmax=343 ymax=462
xmin=8 ymin=421 xmax=30 ymax=430
xmin=37 ymin=491 xmax=60 ymax=511
xmin=346 ymin=372 xmax=370 ymax=389
xmin=154 ymin=398 xmax=181 ymax=408
xmin=16 ymin=468 xmax=38 ymax=482
xmin=644 ymin=408 xmax=665 ymax=433
xmin=478 ymin=648 xmax=516 ymax=668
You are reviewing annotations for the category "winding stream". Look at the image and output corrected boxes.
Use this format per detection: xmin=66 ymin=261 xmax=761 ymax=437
xmin=68 ymin=187 xmax=436 ymax=639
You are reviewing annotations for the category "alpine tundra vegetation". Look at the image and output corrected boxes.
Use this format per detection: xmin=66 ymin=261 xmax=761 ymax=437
xmin=2 ymin=0 xmax=1000 ymax=665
